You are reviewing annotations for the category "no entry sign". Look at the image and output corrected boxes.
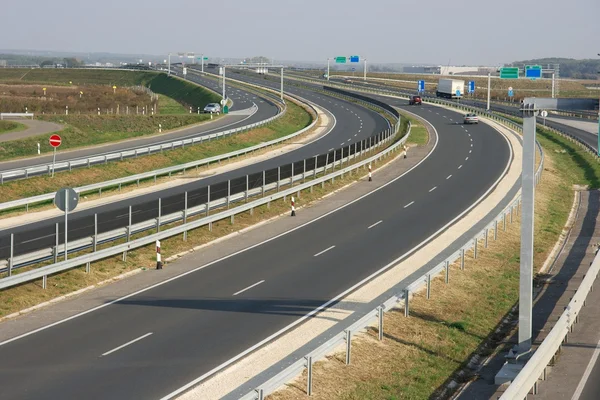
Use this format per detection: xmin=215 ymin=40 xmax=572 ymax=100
xmin=49 ymin=134 xmax=62 ymax=148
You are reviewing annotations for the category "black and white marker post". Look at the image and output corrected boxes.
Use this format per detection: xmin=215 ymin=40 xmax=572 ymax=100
xmin=156 ymin=240 xmax=163 ymax=269
xmin=291 ymin=196 xmax=296 ymax=216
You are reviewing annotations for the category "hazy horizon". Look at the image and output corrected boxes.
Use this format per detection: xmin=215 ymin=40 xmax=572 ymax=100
xmin=1 ymin=0 xmax=597 ymax=65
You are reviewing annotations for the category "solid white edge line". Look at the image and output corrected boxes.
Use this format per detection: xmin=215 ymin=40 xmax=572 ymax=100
xmin=101 ymin=332 xmax=153 ymax=357
xmin=367 ymin=220 xmax=383 ymax=229
xmin=314 ymin=245 xmax=335 ymax=257
xmin=572 ymin=337 xmax=600 ymax=400
xmin=429 ymin=186 xmax=437 ymax=192
xmin=233 ymin=280 xmax=265 ymax=296
xmin=159 ymin=109 xmax=513 ymax=400
xmin=404 ymin=201 xmax=415 ymax=208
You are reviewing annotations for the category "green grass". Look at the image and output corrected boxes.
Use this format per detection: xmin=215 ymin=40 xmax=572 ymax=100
xmin=0 ymin=120 xmax=26 ymax=135
xmin=0 ymin=100 xmax=312 ymax=203
xmin=400 ymin=114 xmax=428 ymax=146
xmin=157 ymin=94 xmax=187 ymax=114
xmin=0 ymin=114 xmax=217 ymax=161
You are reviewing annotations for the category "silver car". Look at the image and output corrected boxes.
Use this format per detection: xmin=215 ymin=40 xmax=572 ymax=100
xmin=463 ymin=113 xmax=478 ymax=124
xmin=203 ymin=103 xmax=221 ymax=114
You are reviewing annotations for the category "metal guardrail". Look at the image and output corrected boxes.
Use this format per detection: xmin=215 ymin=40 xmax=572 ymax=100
xmin=0 ymin=93 xmax=319 ymax=214
xmin=0 ymin=115 xmax=405 ymax=289
xmin=0 ymin=113 xmax=34 ymax=120
xmin=500 ymin=249 xmax=600 ymax=399
xmin=234 ymin=117 xmax=545 ymax=400
xmin=0 ymin=83 xmax=286 ymax=183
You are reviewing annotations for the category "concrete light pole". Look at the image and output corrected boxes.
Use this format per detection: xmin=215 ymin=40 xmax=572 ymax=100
xmin=486 ymin=72 xmax=491 ymax=111
xmin=364 ymin=58 xmax=367 ymax=81
xmin=327 ymin=58 xmax=330 ymax=81
xmin=168 ymin=53 xmax=171 ymax=75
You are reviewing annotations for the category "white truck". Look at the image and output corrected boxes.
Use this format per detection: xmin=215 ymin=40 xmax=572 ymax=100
xmin=436 ymin=79 xmax=465 ymax=99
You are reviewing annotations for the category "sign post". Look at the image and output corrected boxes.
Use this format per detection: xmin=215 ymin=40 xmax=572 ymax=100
xmin=540 ymin=109 xmax=548 ymax=126
xmin=54 ymin=187 xmax=79 ymax=261
xmin=49 ymin=134 xmax=61 ymax=177
xmin=508 ymin=86 xmax=514 ymax=98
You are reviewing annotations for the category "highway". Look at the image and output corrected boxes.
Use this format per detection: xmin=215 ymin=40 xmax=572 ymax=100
xmin=0 ymin=75 xmax=280 ymax=176
xmin=0 ymin=74 xmax=389 ymax=260
xmin=0 ymin=89 xmax=512 ymax=399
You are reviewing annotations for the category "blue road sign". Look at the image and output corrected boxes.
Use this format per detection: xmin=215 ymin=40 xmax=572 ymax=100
xmin=417 ymin=80 xmax=425 ymax=92
xmin=352 ymin=67 xmax=356 ymax=72
xmin=508 ymin=89 xmax=514 ymax=97
xmin=525 ymin=65 xmax=542 ymax=79
xmin=350 ymin=56 xmax=360 ymax=63
xmin=456 ymin=89 xmax=461 ymax=97
xmin=468 ymin=81 xmax=475 ymax=94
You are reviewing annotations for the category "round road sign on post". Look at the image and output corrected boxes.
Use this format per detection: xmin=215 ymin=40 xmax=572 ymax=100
xmin=540 ymin=110 xmax=548 ymax=117
xmin=49 ymin=134 xmax=62 ymax=148
xmin=55 ymin=187 xmax=79 ymax=212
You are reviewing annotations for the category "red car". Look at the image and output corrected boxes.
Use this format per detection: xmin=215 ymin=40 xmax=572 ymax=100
xmin=409 ymin=95 xmax=422 ymax=105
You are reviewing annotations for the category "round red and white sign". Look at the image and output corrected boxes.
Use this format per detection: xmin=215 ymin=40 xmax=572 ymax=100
xmin=49 ymin=134 xmax=62 ymax=148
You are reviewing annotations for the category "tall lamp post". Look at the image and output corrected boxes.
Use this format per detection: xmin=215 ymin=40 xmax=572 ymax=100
xmin=597 ymin=54 xmax=600 ymax=156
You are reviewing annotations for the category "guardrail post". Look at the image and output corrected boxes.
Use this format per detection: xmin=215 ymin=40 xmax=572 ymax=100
xmin=332 ymin=152 xmax=336 ymax=183
xmin=245 ymin=175 xmax=249 ymax=202
xmin=426 ymin=274 xmax=432 ymax=299
xmin=206 ymin=186 xmax=211 ymax=216
xmin=303 ymin=159 xmax=306 ymax=183
xmin=123 ymin=205 xmax=132 ymax=262
xmin=485 ymin=228 xmax=489 ymax=248
xmin=378 ymin=306 xmax=384 ymax=340
xmin=313 ymin=156 xmax=318 ymax=180
xmin=227 ymin=180 xmax=231 ymax=209
xmin=291 ymin=163 xmax=294 ymax=187
xmin=183 ymin=192 xmax=188 ymax=241
xmin=256 ymin=388 xmax=264 ymax=400
xmin=510 ymin=205 xmax=514 ymax=224
xmin=277 ymin=167 xmax=281 ymax=192
xmin=305 ymin=356 xmax=313 ymax=396
xmin=157 ymin=198 xmax=162 ymax=232
xmin=404 ymin=289 xmax=410 ymax=317
xmin=42 ymin=275 xmax=47 ymax=289
xmin=345 ymin=330 xmax=352 ymax=364
xmin=494 ymin=220 xmax=498 ymax=240
xmin=503 ymin=212 xmax=507 ymax=231
xmin=445 ymin=261 xmax=450 ymax=283
xmin=474 ymin=238 xmax=478 ymax=259
xmin=93 ymin=214 xmax=98 ymax=252
xmin=8 ymin=234 xmax=13 ymax=277
xmin=262 ymin=172 xmax=266 ymax=197
xmin=461 ymin=248 xmax=465 ymax=270
xmin=54 ymin=222 xmax=59 ymax=263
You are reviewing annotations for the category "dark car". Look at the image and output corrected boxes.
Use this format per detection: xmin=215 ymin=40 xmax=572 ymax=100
xmin=409 ymin=95 xmax=422 ymax=105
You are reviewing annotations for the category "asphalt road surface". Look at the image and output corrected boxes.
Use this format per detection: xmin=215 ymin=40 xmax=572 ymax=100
xmin=0 ymin=95 xmax=512 ymax=399
xmin=0 ymin=74 xmax=389 ymax=261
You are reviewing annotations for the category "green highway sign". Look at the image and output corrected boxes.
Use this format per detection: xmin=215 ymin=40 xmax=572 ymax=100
xmin=500 ymin=67 xmax=519 ymax=79
xmin=203 ymin=57 xmax=209 ymax=60
xmin=335 ymin=56 xmax=347 ymax=63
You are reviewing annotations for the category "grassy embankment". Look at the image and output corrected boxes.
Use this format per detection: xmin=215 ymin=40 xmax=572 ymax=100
xmin=0 ymin=120 xmax=26 ymax=135
xmin=267 ymin=123 xmax=588 ymax=400
xmin=0 ymin=69 xmax=221 ymax=160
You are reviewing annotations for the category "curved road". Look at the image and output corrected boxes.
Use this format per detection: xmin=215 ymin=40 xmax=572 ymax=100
xmin=0 ymin=74 xmax=390 ymax=260
xmin=0 ymin=94 xmax=512 ymax=399
xmin=0 ymin=78 xmax=280 ymax=175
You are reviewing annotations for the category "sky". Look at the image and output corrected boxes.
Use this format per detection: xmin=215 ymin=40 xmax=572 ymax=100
xmin=1 ymin=0 xmax=598 ymax=66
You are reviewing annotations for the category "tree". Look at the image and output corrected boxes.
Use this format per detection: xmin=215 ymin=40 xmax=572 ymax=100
xmin=40 ymin=60 xmax=54 ymax=67
xmin=63 ymin=57 xmax=82 ymax=68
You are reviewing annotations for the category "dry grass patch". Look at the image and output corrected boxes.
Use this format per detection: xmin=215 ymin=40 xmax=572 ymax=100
xmin=267 ymin=149 xmax=571 ymax=400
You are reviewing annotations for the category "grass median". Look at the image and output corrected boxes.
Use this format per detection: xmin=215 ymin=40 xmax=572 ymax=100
xmin=267 ymin=124 xmax=584 ymax=400
xmin=0 ymin=99 xmax=311 ymax=214
xmin=0 ymin=120 xmax=26 ymax=135
xmin=0 ymin=120 xmax=409 ymax=319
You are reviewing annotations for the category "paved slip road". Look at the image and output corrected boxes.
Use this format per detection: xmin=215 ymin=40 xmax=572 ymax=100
xmin=0 ymin=75 xmax=389 ymax=260
xmin=0 ymin=76 xmax=279 ymax=175
xmin=0 ymin=91 xmax=512 ymax=399
xmin=0 ymin=119 xmax=63 ymax=143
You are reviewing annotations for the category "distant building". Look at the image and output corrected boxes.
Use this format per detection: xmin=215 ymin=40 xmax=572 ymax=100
xmin=402 ymin=65 xmax=497 ymax=76
xmin=0 ymin=60 xmax=7 ymax=67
